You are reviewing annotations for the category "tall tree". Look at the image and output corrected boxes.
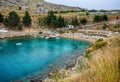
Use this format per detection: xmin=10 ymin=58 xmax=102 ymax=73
xmin=6 ymin=11 xmax=20 ymax=28
xmin=71 ymin=17 xmax=79 ymax=26
xmin=23 ymin=11 xmax=32 ymax=27
xmin=4 ymin=17 xmax=9 ymax=26
xmin=58 ymin=16 xmax=65 ymax=27
xmin=46 ymin=11 xmax=56 ymax=26
xmin=103 ymin=15 xmax=108 ymax=21
xmin=0 ymin=13 xmax=4 ymax=23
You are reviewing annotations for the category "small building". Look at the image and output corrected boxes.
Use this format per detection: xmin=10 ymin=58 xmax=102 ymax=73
xmin=67 ymin=25 xmax=74 ymax=29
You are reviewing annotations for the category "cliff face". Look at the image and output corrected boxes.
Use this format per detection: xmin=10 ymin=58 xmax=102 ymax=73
xmin=0 ymin=0 xmax=81 ymax=14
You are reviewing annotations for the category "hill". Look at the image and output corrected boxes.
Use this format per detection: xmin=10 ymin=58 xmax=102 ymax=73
xmin=0 ymin=0 xmax=81 ymax=14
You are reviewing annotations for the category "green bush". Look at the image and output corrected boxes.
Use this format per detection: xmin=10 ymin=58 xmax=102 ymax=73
xmin=96 ymin=38 xmax=104 ymax=42
xmin=85 ymin=38 xmax=107 ymax=58
xmin=39 ymin=32 xmax=43 ymax=34
xmin=85 ymin=50 xmax=92 ymax=59
xmin=80 ymin=18 xmax=87 ymax=25
xmin=94 ymin=41 xmax=107 ymax=49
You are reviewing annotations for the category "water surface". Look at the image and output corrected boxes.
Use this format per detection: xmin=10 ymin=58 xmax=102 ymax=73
xmin=0 ymin=37 xmax=89 ymax=82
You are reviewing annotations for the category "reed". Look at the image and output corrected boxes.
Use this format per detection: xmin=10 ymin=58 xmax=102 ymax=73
xmin=63 ymin=35 xmax=120 ymax=82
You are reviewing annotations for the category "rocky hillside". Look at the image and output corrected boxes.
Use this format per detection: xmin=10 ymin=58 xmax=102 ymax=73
xmin=0 ymin=0 xmax=81 ymax=14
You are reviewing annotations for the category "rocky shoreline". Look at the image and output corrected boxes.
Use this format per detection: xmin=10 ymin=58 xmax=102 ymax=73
xmin=0 ymin=31 xmax=40 ymax=39
xmin=13 ymin=53 xmax=84 ymax=82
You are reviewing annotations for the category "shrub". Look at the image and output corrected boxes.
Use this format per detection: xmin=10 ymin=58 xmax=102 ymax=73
xmin=96 ymin=38 xmax=104 ymax=42
xmin=80 ymin=18 xmax=87 ymax=25
xmin=103 ymin=15 xmax=108 ymax=21
xmin=39 ymin=32 xmax=43 ymax=34
xmin=94 ymin=41 xmax=107 ymax=49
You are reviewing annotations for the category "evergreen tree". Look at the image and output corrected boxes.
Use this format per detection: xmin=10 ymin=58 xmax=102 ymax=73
xmin=46 ymin=11 xmax=56 ymax=26
xmin=94 ymin=15 xmax=100 ymax=22
xmin=71 ymin=17 xmax=79 ymax=26
xmin=58 ymin=16 xmax=65 ymax=27
xmin=103 ymin=15 xmax=108 ymax=21
xmin=23 ymin=11 xmax=32 ymax=27
xmin=51 ymin=19 xmax=59 ymax=28
xmin=5 ymin=11 xmax=20 ymax=28
xmin=80 ymin=18 xmax=87 ymax=25
xmin=4 ymin=17 xmax=9 ymax=26
xmin=0 ymin=13 xmax=4 ymax=23
xmin=39 ymin=11 xmax=66 ymax=28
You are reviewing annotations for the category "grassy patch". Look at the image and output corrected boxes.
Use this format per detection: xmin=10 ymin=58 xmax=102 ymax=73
xmin=85 ymin=38 xmax=107 ymax=59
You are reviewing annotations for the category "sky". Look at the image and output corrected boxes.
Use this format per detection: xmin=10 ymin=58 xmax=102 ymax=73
xmin=45 ymin=0 xmax=120 ymax=10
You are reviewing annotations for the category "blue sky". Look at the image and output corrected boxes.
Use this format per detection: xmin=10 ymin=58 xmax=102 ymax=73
xmin=45 ymin=0 xmax=120 ymax=10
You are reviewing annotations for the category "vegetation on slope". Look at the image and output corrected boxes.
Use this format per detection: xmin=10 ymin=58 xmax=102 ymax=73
xmin=44 ymin=36 xmax=120 ymax=82
xmin=63 ymin=36 xmax=120 ymax=82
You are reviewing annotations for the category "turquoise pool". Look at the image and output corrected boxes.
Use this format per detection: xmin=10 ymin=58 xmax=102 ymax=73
xmin=0 ymin=37 xmax=89 ymax=82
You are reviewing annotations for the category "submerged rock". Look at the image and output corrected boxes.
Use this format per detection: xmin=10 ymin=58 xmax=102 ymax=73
xmin=16 ymin=43 xmax=22 ymax=46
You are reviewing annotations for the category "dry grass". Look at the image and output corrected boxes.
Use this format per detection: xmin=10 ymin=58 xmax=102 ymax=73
xmin=63 ymin=36 xmax=120 ymax=82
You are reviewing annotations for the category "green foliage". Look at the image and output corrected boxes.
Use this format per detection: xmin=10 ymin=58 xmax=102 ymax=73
xmin=99 ymin=9 xmax=108 ymax=12
xmin=71 ymin=17 xmax=79 ymax=26
xmin=86 ymin=12 xmax=90 ymax=16
xmin=39 ymin=32 xmax=43 ymax=34
xmin=94 ymin=15 xmax=108 ymax=22
xmin=96 ymin=38 xmax=104 ymax=42
xmin=4 ymin=18 xmax=9 ymax=26
xmin=51 ymin=19 xmax=59 ymax=28
xmin=18 ymin=7 xmax=22 ymax=10
xmin=23 ymin=11 xmax=32 ymax=27
xmin=85 ymin=50 xmax=92 ymax=59
xmin=39 ymin=11 xmax=66 ymax=28
xmin=0 ymin=13 xmax=4 ymax=23
xmin=94 ymin=15 xmax=102 ymax=22
xmin=85 ymin=38 xmax=107 ymax=58
xmin=46 ymin=11 xmax=56 ymax=26
xmin=111 ymin=24 xmax=120 ymax=32
xmin=103 ymin=15 xmax=108 ymax=21
xmin=80 ymin=18 xmax=87 ymax=25
xmin=94 ymin=41 xmax=107 ymax=49
xmin=57 ymin=15 xmax=66 ymax=27
xmin=4 ymin=11 xmax=20 ymax=28
xmin=89 ymin=9 xmax=98 ymax=12
xmin=38 ymin=17 xmax=47 ymax=26
xmin=18 ymin=23 xmax=23 ymax=31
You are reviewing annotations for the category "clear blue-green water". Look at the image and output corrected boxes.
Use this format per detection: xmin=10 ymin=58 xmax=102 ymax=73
xmin=0 ymin=37 xmax=89 ymax=82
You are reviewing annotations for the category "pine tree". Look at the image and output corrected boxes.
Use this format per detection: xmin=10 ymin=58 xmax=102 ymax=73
xmin=103 ymin=15 xmax=108 ymax=21
xmin=0 ymin=13 xmax=4 ymax=23
xmin=6 ymin=11 xmax=20 ymax=28
xmin=46 ymin=11 xmax=56 ymax=26
xmin=23 ymin=11 xmax=32 ymax=27
xmin=4 ymin=17 xmax=9 ymax=26
xmin=58 ymin=16 xmax=65 ymax=27
xmin=71 ymin=17 xmax=79 ymax=26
